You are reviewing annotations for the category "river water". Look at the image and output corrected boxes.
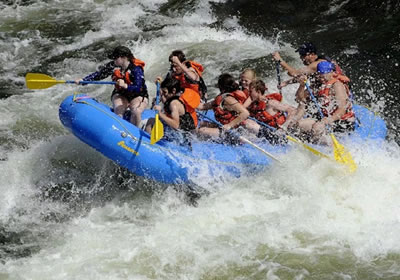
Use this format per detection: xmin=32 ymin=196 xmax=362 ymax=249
xmin=1 ymin=0 xmax=400 ymax=279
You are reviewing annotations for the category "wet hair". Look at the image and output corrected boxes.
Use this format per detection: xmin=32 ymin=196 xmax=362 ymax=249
xmin=296 ymin=42 xmax=317 ymax=56
xmin=218 ymin=73 xmax=239 ymax=93
xmin=249 ymin=79 xmax=266 ymax=95
xmin=160 ymin=77 xmax=182 ymax=94
xmin=240 ymin=68 xmax=257 ymax=80
xmin=108 ymin=46 xmax=134 ymax=60
xmin=169 ymin=50 xmax=186 ymax=63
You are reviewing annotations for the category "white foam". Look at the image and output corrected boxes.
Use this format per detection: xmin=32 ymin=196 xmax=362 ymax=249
xmin=1 ymin=0 xmax=400 ymax=278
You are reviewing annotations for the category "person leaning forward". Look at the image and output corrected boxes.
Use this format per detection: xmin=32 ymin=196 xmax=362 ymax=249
xmin=146 ymin=77 xmax=200 ymax=133
xmin=75 ymin=46 xmax=148 ymax=127
xmin=197 ymin=73 xmax=249 ymax=140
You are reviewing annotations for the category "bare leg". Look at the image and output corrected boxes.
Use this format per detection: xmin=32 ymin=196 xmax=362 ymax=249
xmin=112 ymin=95 xmax=129 ymax=117
xmin=145 ymin=117 xmax=155 ymax=134
xmin=197 ymin=123 xmax=220 ymax=139
xmin=243 ymin=119 xmax=261 ymax=135
xmin=129 ymin=97 xmax=149 ymax=127
xmin=297 ymin=118 xmax=317 ymax=133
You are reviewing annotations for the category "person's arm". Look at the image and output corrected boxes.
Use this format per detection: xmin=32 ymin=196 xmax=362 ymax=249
xmin=267 ymin=99 xmax=296 ymax=116
xmin=171 ymin=56 xmax=199 ymax=82
xmin=278 ymin=78 xmax=295 ymax=88
xmin=273 ymin=52 xmax=299 ymax=77
xmin=157 ymin=100 xmax=182 ymax=130
xmin=294 ymin=78 xmax=310 ymax=103
xmin=273 ymin=52 xmax=315 ymax=77
xmin=197 ymin=101 xmax=213 ymax=111
xmin=280 ymin=103 xmax=306 ymax=130
xmin=222 ymin=96 xmax=249 ymax=130
xmin=243 ymin=96 xmax=252 ymax=108
xmin=83 ymin=61 xmax=115 ymax=81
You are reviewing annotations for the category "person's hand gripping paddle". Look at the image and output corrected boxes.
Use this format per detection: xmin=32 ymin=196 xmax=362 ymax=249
xmin=150 ymin=81 xmax=164 ymax=144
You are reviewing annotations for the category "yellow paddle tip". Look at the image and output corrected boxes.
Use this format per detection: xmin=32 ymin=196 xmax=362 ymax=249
xmin=330 ymin=134 xmax=358 ymax=173
xmin=150 ymin=114 xmax=164 ymax=144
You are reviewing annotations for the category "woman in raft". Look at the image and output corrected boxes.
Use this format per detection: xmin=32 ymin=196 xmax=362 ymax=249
xmin=197 ymin=73 xmax=249 ymax=141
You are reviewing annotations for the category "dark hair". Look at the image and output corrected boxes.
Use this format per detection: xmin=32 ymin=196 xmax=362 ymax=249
xmin=108 ymin=46 xmax=134 ymax=59
xmin=249 ymin=79 xmax=266 ymax=94
xmin=218 ymin=73 xmax=239 ymax=93
xmin=169 ymin=50 xmax=186 ymax=63
xmin=295 ymin=42 xmax=317 ymax=56
xmin=160 ymin=77 xmax=182 ymax=94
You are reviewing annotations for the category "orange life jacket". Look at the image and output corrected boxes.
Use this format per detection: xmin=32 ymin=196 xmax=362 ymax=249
xmin=248 ymin=93 xmax=286 ymax=128
xmin=212 ymin=90 xmax=248 ymax=125
xmin=112 ymin=58 xmax=146 ymax=90
xmin=316 ymin=74 xmax=354 ymax=120
xmin=164 ymin=88 xmax=200 ymax=130
xmin=172 ymin=60 xmax=204 ymax=95
xmin=179 ymin=88 xmax=200 ymax=127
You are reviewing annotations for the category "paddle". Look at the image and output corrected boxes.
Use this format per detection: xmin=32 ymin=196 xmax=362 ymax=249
xmin=304 ymin=81 xmax=357 ymax=172
xmin=272 ymin=62 xmax=330 ymax=158
xmin=150 ymin=82 xmax=164 ymax=144
xmin=248 ymin=117 xmax=330 ymax=159
xmin=25 ymin=73 xmax=115 ymax=89
xmin=276 ymin=61 xmax=282 ymax=94
xmin=198 ymin=112 xmax=281 ymax=163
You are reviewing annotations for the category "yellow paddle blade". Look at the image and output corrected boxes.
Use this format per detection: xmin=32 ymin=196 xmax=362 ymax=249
xmin=286 ymin=135 xmax=330 ymax=159
xmin=150 ymin=114 xmax=164 ymax=144
xmin=330 ymin=134 xmax=357 ymax=173
xmin=25 ymin=73 xmax=66 ymax=89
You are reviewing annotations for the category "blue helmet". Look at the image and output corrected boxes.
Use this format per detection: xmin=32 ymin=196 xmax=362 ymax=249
xmin=317 ymin=61 xmax=335 ymax=74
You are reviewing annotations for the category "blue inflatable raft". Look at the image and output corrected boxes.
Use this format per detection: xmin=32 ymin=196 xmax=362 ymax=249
xmin=59 ymin=94 xmax=387 ymax=185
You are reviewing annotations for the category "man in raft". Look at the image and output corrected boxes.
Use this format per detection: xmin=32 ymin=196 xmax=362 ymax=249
xmin=145 ymin=78 xmax=200 ymax=139
xmin=273 ymin=42 xmax=344 ymax=86
xmin=166 ymin=50 xmax=207 ymax=102
xmin=291 ymin=61 xmax=355 ymax=144
xmin=75 ymin=46 xmax=148 ymax=127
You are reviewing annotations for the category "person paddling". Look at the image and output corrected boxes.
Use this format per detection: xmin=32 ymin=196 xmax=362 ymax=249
xmin=244 ymin=79 xmax=295 ymax=143
xmin=273 ymin=43 xmax=349 ymax=131
xmin=75 ymin=46 xmax=148 ymax=127
xmin=292 ymin=61 xmax=355 ymax=144
xmin=145 ymin=78 xmax=200 ymax=139
xmin=273 ymin=42 xmax=343 ymax=85
xmin=197 ymin=73 xmax=249 ymax=141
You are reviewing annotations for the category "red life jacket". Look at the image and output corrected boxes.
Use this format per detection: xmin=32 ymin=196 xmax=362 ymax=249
xmin=112 ymin=58 xmax=146 ymax=90
xmin=334 ymin=64 xmax=344 ymax=76
xmin=172 ymin=60 xmax=204 ymax=95
xmin=242 ymin=88 xmax=250 ymax=99
xmin=316 ymin=74 xmax=354 ymax=120
xmin=212 ymin=90 xmax=248 ymax=125
xmin=248 ymin=93 xmax=286 ymax=128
